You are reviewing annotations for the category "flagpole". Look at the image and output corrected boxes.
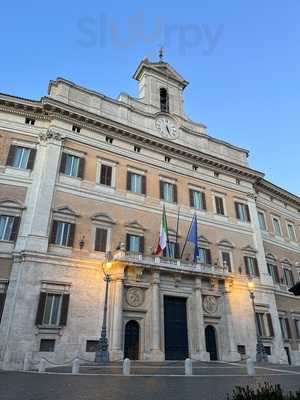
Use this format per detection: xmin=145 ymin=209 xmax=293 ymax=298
xmin=180 ymin=214 xmax=194 ymax=259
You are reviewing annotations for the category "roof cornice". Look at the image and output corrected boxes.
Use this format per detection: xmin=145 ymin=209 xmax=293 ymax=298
xmin=255 ymin=179 xmax=300 ymax=208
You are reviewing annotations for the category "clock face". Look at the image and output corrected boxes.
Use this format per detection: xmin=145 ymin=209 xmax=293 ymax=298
xmin=155 ymin=117 xmax=178 ymax=140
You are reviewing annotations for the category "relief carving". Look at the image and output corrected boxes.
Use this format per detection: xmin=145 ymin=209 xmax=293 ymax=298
xmin=203 ymin=295 xmax=218 ymax=315
xmin=126 ymin=287 xmax=144 ymax=307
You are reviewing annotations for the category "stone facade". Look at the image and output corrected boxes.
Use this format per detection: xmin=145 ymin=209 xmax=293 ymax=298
xmin=0 ymin=58 xmax=299 ymax=370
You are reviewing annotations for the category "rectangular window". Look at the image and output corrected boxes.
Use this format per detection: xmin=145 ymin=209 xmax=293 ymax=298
xmin=197 ymin=248 xmax=212 ymax=265
xmin=163 ymin=242 xmax=179 ymax=258
xmin=127 ymin=172 xmax=146 ymax=195
xmin=279 ymin=317 xmax=292 ymax=339
xmin=160 ymin=181 xmax=177 ymax=203
xmin=6 ymin=145 xmax=36 ymax=170
xmin=86 ymin=340 xmax=98 ymax=352
xmin=39 ymin=339 xmax=55 ymax=352
xmin=126 ymin=234 xmax=144 ymax=253
xmin=215 ymin=196 xmax=225 ymax=215
xmin=0 ymin=215 xmax=20 ymax=242
xmin=51 ymin=221 xmax=75 ymax=247
xmin=43 ymin=293 xmax=63 ymax=326
xmin=287 ymin=223 xmax=297 ymax=241
xmin=273 ymin=217 xmax=282 ymax=236
xmin=267 ymin=263 xmax=280 ymax=284
xmin=94 ymin=228 xmax=108 ymax=252
xmin=25 ymin=117 xmax=35 ymax=125
xmin=258 ymin=211 xmax=267 ymax=231
xmin=100 ymin=164 xmax=112 ymax=186
xmin=255 ymin=313 xmax=274 ymax=337
xmin=60 ymin=153 xmax=85 ymax=178
xmin=255 ymin=313 xmax=266 ymax=336
xmin=244 ymin=256 xmax=260 ymax=277
xmin=264 ymin=346 xmax=271 ymax=356
xmin=35 ymin=292 xmax=70 ymax=327
xmin=0 ymin=290 xmax=7 ymax=323
xmin=221 ymin=251 xmax=232 ymax=272
xmin=189 ymin=190 xmax=206 ymax=210
xmin=283 ymin=268 xmax=294 ymax=287
xmin=235 ymin=202 xmax=251 ymax=222
xmin=294 ymin=320 xmax=300 ymax=339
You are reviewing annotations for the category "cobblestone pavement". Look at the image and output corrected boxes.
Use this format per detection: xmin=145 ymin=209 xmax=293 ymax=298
xmin=1 ymin=362 xmax=300 ymax=400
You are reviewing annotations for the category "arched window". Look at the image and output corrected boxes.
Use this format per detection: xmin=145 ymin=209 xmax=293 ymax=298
xmin=160 ymin=88 xmax=169 ymax=113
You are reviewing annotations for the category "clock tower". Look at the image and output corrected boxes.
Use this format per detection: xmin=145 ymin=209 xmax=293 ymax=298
xmin=133 ymin=57 xmax=189 ymax=117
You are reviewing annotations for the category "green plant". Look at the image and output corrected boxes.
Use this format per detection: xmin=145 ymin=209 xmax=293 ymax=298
xmin=227 ymin=383 xmax=300 ymax=400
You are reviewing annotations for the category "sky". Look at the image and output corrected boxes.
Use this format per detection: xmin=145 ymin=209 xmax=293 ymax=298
xmin=0 ymin=1 xmax=299 ymax=196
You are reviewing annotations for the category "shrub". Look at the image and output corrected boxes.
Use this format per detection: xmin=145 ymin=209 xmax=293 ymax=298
xmin=227 ymin=383 xmax=300 ymax=400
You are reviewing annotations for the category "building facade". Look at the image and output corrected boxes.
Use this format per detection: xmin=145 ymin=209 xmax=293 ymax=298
xmin=0 ymin=58 xmax=299 ymax=370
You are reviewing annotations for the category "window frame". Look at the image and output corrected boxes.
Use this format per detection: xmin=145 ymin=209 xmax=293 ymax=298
xmin=96 ymin=158 xmax=117 ymax=189
xmin=160 ymin=180 xmax=177 ymax=203
xmin=235 ymin=201 xmax=251 ymax=223
xmin=257 ymin=210 xmax=267 ymax=231
xmin=272 ymin=216 xmax=282 ymax=237
xmin=126 ymin=233 xmax=144 ymax=253
xmin=213 ymin=194 xmax=226 ymax=216
xmin=286 ymin=222 xmax=297 ymax=242
xmin=189 ymin=188 xmax=206 ymax=211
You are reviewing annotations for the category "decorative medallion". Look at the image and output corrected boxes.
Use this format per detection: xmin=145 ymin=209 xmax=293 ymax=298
xmin=155 ymin=116 xmax=179 ymax=140
xmin=126 ymin=287 xmax=144 ymax=307
xmin=203 ymin=295 xmax=218 ymax=314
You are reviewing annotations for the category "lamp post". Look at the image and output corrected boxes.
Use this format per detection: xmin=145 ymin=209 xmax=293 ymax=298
xmin=95 ymin=255 xmax=112 ymax=364
xmin=248 ymin=280 xmax=268 ymax=362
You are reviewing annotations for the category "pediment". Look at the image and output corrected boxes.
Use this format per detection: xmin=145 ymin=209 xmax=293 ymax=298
xmin=198 ymin=235 xmax=211 ymax=245
xmin=125 ymin=220 xmax=146 ymax=231
xmin=91 ymin=213 xmax=116 ymax=225
xmin=53 ymin=206 xmax=80 ymax=217
xmin=241 ymin=245 xmax=257 ymax=253
xmin=281 ymin=257 xmax=291 ymax=266
xmin=0 ymin=199 xmax=25 ymax=210
xmin=217 ymin=239 xmax=234 ymax=249
xmin=133 ymin=59 xmax=188 ymax=88
xmin=266 ymin=253 xmax=277 ymax=261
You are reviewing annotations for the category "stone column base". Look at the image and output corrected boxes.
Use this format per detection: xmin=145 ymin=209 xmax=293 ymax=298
xmin=109 ymin=349 xmax=124 ymax=361
xmin=221 ymin=351 xmax=242 ymax=362
xmin=191 ymin=351 xmax=211 ymax=361
xmin=149 ymin=349 xmax=165 ymax=361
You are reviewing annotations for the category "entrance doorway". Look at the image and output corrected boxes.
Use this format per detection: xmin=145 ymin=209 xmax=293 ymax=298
xmin=205 ymin=325 xmax=218 ymax=360
xmin=164 ymin=296 xmax=189 ymax=360
xmin=124 ymin=320 xmax=140 ymax=360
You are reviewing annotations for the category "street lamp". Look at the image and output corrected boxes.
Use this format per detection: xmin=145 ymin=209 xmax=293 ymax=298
xmin=95 ymin=254 xmax=112 ymax=364
xmin=248 ymin=279 xmax=268 ymax=362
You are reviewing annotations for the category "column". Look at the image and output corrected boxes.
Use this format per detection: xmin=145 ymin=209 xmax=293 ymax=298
xmin=191 ymin=278 xmax=210 ymax=361
xmin=15 ymin=129 xmax=64 ymax=253
xmin=110 ymin=278 xmax=124 ymax=360
xmin=222 ymin=282 xmax=241 ymax=362
xmin=150 ymin=271 xmax=164 ymax=360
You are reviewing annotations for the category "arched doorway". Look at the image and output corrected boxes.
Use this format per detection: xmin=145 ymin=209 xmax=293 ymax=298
xmin=124 ymin=320 xmax=140 ymax=360
xmin=205 ymin=325 xmax=218 ymax=361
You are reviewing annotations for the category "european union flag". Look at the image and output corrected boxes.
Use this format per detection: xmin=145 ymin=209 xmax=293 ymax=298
xmin=185 ymin=215 xmax=199 ymax=263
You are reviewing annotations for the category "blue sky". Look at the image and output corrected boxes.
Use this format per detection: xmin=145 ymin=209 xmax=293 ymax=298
xmin=1 ymin=1 xmax=299 ymax=196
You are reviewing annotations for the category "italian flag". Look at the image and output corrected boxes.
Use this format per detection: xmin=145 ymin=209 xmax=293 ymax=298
xmin=154 ymin=205 xmax=168 ymax=255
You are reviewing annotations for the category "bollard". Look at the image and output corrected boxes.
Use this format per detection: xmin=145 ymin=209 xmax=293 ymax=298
xmin=246 ymin=359 xmax=255 ymax=376
xmin=23 ymin=353 xmax=31 ymax=371
xmin=123 ymin=358 xmax=131 ymax=376
xmin=72 ymin=358 xmax=80 ymax=374
xmin=38 ymin=358 xmax=46 ymax=373
xmin=185 ymin=358 xmax=193 ymax=376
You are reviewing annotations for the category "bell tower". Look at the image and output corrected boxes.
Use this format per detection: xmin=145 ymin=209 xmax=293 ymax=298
xmin=133 ymin=54 xmax=189 ymax=117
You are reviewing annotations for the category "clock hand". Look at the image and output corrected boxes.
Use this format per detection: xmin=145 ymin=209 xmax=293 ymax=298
xmin=166 ymin=124 xmax=170 ymax=134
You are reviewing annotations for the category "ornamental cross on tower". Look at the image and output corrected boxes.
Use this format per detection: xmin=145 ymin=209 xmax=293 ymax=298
xmin=159 ymin=47 xmax=164 ymax=62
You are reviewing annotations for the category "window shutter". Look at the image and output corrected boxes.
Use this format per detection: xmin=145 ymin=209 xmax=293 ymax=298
xmin=235 ymin=202 xmax=240 ymax=219
xmin=202 ymin=192 xmax=207 ymax=210
xmin=142 ymin=175 xmax=147 ymax=195
xmin=50 ymin=221 xmax=58 ymax=244
xmin=59 ymin=153 xmax=67 ymax=173
xmin=126 ymin=172 xmax=132 ymax=191
xmin=59 ymin=294 xmax=70 ymax=326
xmin=285 ymin=319 xmax=292 ymax=338
xmin=0 ymin=292 xmax=6 ymax=323
xmin=68 ymin=223 xmax=75 ymax=247
xmin=206 ymin=249 xmax=212 ymax=265
xmin=159 ymin=181 xmax=164 ymax=200
xmin=27 ymin=149 xmax=36 ymax=170
xmin=100 ymin=165 xmax=106 ymax=184
xmin=274 ymin=265 xmax=280 ymax=283
xmin=266 ymin=313 xmax=274 ymax=337
xmin=245 ymin=205 xmax=251 ymax=222
xmin=294 ymin=320 xmax=300 ymax=339
xmin=78 ymin=158 xmax=85 ymax=179
xmin=126 ymin=234 xmax=130 ymax=251
xmin=189 ymin=190 xmax=194 ymax=207
xmin=139 ymin=236 xmax=145 ymax=253
xmin=35 ymin=292 xmax=47 ymax=325
xmin=175 ymin=242 xmax=180 ymax=259
xmin=244 ymin=256 xmax=250 ymax=275
xmin=253 ymin=258 xmax=260 ymax=277
xmin=95 ymin=228 xmax=107 ymax=252
xmin=6 ymin=145 xmax=16 ymax=166
xmin=173 ymin=184 xmax=178 ymax=203
xmin=10 ymin=216 xmax=21 ymax=242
